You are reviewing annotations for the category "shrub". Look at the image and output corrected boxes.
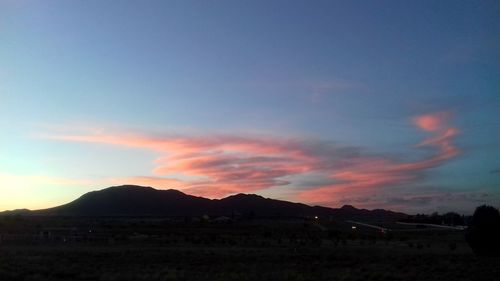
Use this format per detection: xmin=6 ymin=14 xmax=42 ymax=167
xmin=465 ymin=205 xmax=500 ymax=257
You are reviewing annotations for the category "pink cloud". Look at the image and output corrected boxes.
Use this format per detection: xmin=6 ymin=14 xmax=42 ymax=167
xmin=413 ymin=111 xmax=450 ymax=132
xmin=44 ymin=111 xmax=461 ymax=206
xmin=299 ymin=111 xmax=461 ymax=206
xmin=45 ymin=132 xmax=317 ymax=198
xmin=108 ymin=176 xmax=188 ymax=189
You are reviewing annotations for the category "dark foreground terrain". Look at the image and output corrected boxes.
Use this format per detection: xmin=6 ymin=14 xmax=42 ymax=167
xmin=0 ymin=216 xmax=498 ymax=281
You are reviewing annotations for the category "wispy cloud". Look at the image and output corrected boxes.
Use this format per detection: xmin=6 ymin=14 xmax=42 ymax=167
xmin=43 ymin=132 xmax=320 ymax=196
xmin=42 ymin=111 xmax=461 ymax=207
xmin=299 ymin=111 xmax=460 ymax=205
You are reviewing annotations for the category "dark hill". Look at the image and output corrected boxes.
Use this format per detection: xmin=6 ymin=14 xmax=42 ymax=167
xmin=5 ymin=185 xmax=406 ymax=220
xmin=37 ymin=185 xmax=213 ymax=216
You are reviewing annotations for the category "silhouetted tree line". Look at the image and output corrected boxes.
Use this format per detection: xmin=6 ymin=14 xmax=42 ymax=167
xmin=465 ymin=205 xmax=500 ymax=257
xmin=401 ymin=211 xmax=467 ymax=226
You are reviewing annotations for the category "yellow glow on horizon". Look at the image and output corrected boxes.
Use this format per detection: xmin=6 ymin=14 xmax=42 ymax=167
xmin=0 ymin=173 xmax=93 ymax=211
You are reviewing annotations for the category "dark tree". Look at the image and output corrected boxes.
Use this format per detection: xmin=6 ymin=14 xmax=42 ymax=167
xmin=465 ymin=205 xmax=500 ymax=257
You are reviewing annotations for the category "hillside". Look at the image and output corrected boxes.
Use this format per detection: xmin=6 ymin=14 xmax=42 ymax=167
xmin=3 ymin=185 xmax=407 ymax=221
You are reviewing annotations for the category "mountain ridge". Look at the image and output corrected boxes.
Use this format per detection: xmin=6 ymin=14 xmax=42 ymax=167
xmin=1 ymin=185 xmax=407 ymax=221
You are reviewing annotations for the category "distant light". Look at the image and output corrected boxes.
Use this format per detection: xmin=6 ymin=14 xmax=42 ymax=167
xmin=351 ymin=226 xmax=357 ymax=229
xmin=314 ymin=216 xmax=319 ymax=219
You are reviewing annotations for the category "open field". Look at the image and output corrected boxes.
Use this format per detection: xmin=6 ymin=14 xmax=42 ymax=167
xmin=0 ymin=217 xmax=499 ymax=281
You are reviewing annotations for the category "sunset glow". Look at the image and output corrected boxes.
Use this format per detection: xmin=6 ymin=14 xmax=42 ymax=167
xmin=1 ymin=1 xmax=498 ymax=213
xmin=40 ymin=111 xmax=464 ymax=209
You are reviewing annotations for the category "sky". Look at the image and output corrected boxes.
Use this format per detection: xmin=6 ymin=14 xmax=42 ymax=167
xmin=1 ymin=0 xmax=499 ymax=214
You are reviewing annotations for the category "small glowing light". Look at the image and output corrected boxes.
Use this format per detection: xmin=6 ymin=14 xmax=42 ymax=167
xmin=351 ymin=226 xmax=357 ymax=229
xmin=314 ymin=216 xmax=319 ymax=219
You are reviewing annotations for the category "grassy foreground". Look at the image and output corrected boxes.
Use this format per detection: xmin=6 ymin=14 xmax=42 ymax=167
xmin=0 ymin=218 xmax=499 ymax=281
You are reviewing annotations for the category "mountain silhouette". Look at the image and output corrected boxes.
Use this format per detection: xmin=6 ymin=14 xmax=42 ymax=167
xmin=3 ymin=185 xmax=406 ymax=220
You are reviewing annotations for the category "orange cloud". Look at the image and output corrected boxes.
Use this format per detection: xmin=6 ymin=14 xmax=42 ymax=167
xmin=44 ymin=111 xmax=461 ymax=206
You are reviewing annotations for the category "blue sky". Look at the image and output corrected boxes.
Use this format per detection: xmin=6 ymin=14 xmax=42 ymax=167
xmin=1 ymin=0 xmax=499 ymax=213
